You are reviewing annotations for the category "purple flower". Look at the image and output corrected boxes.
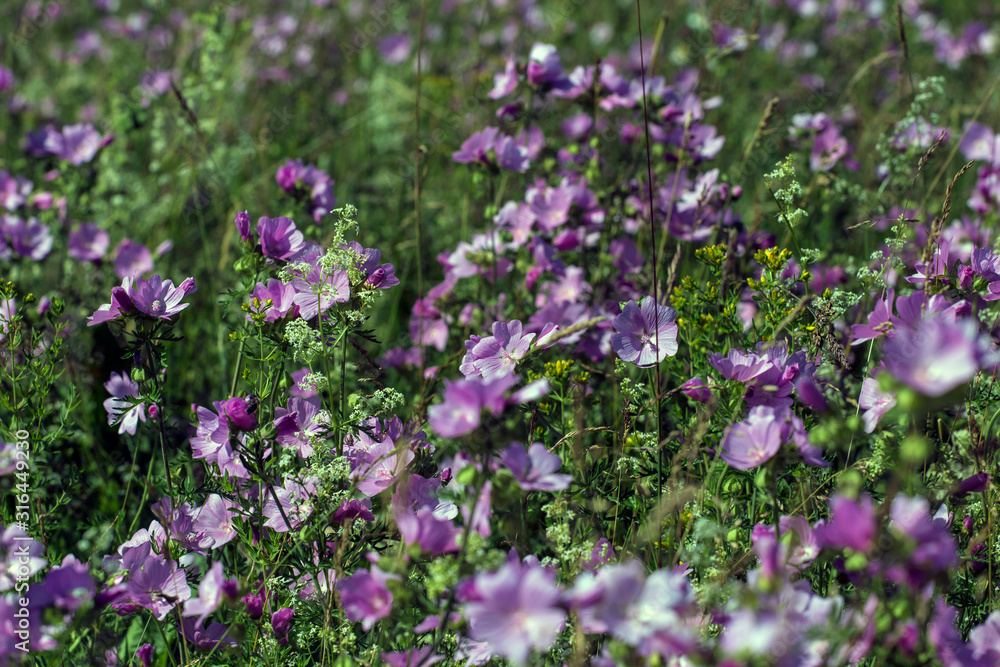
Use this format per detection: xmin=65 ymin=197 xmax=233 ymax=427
xmin=882 ymin=314 xmax=997 ymax=396
xmin=179 ymin=619 xmax=238 ymax=650
xmin=815 ymin=494 xmax=876 ymax=552
xmin=0 ymin=170 xmax=32 ymax=210
xmin=257 ymin=216 xmax=306 ymax=260
xmin=290 ymin=367 xmax=318 ymax=397
xmin=189 ymin=402 xmax=250 ymax=479
xmin=351 ymin=438 xmax=414 ymax=497
xmin=465 ymin=320 xmax=536 ymax=380
xmin=0 ymin=525 xmax=46 ymax=591
xmin=778 ymin=516 xmax=820 ymax=567
xmin=709 ymin=341 xmax=817 ymax=409
xmin=526 ymin=183 xmax=572 ymax=233
xmin=0 ymin=66 xmax=13 ymax=92
xmin=427 ymin=374 xmax=522 ymax=438
xmin=850 ymin=290 xmax=895 ymax=345
xmin=45 ymin=123 xmax=108 ymax=165
xmin=333 ymin=498 xmax=375 ymax=524
xmin=859 ymin=376 xmax=896 ymax=433
xmin=572 ymin=561 xmax=696 ymax=658
xmin=234 ymin=211 xmax=251 ymax=242
xmin=273 ymin=396 xmax=329 ymax=458
xmin=135 ymin=644 xmax=154 ymax=667
xmin=2 ymin=215 xmax=52 ymax=260
xmin=462 ymin=480 xmax=492 ymax=538
xmin=222 ymin=397 xmax=257 ymax=432
xmin=722 ymin=404 xmax=825 ymax=470
xmin=463 ymin=559 xmax=566 ymax=665
xmin=708 ymin=347 xmax=771 ymax=382
xmin=969 ymin=612 xmax=1000 ymax=663
xmin=87 ymin=279 xmax=136 ymax=326
xmin=113 ymin=239 xmax=154 ymax=278
xmin=247 ymin=278 xmax=299 ymax=322
xmin=68 ymin=222 xmax=109 ymax=263
xmin=499 ymin=442 xmax=571 ymax=491
xmin=262 ymin=480 xmax=316 ymax=532
xmin=337 ymin=565 xmax=398 ymax=631
xmin=527 ymin=43 xmax=570 ymax=90
xmin=103 ymin=372 xmax=146 ymax=435
xmin=953 ymin=472 xmax=990 ymax=497
xmin=720 ymin=406 xmax=783 ymax=470
xmin=495 ymin=135 xmax=530 ymax=172
xmin=290 ymin=259 xmax=350 ymax=321
xmin=341 ymin=241 xmax=399 ymax=289
xmin=611 ymin=296 xmax=678 ymax=367
xmin=489 ymin=55 xmax=518 ymax=99
xmin=394 ymin=507 xmax=461 ymax=555
xmin=183 ymin=561 xmax=234 ymax=626
xmin=794 ymin=376 xmax=828 ymax=413
xmin=581 ymin=538 xmax=616 ymax=573
xmin=0 ymin=298 xmax=14 ymax=343
xmin=127 ymin=274 xmax=198 ymax=321
xmin=378 ymin=33 xmax=411 ymax=64
xmin=274 ymin=160 xmax=337 ymax=221
xmin=960 ymin=122 xmax=1000 ymax=166
xmin=680 ymin=377 xmax=713 ymax=403
xmin=125 ymin=550 xmax=190 ymax=620
xmin=43 ymin=555 xmax=96 ymax=612
xmin=271 ymin=606 xmax=294 ymax=643
xmin=192 ymin=494 xmax=238 ymax=549
xmin=242 ymin=583 xmax=266 ymax=619
xmin=382 ymin=647 xmax=443 ymax=667
xmin=889 ymin=495 xmax=958 ymax=580
xmin=453 ymin=127 xmax=500 ymax=165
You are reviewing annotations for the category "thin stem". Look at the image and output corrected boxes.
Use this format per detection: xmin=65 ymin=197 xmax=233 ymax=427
xmin=415 ymin=0 xmax=428 ymax=395
xmin=174 ymin=605 xmax=191 ymax=665
xmin=636 ymin=0 xmax=664 ymax=570
xmin=425 ymin=449 xmax=491 ymax=664
xmin=153 ymin=615 xmax=179 ymax=667
xmin=341 ymin=330 xmax=348 ymax=444
xmin=145 ymin=338 xmax=174 ymax=497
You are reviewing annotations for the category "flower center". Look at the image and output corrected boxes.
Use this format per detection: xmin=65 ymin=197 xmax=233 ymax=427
xmin=149 ymin=299 xmax=165 ymax=314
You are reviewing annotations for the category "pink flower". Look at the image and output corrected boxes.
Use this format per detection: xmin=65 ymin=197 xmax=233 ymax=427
xmin=337 ymin=566 xmax=398 ymax=631
xmin=611 ymin=296 xmax=678 ymax=367
xmin=465 ymin=320 xmax=536 ymax=380
xmin=859 ymin=376 xmax=896 ymax=433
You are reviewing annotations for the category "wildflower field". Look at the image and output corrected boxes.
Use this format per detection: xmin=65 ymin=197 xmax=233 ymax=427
xmin=6 ymin=0 xmax=1000 ymax=664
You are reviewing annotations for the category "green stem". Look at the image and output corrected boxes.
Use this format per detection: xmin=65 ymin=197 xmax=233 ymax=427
xmin=145 ymin=338 xmax=174 ymax=497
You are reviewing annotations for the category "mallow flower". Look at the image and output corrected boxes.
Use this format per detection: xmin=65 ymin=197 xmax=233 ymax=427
xmin=720 ymin=405 xmax=826 ymax=470
xmin=462 ymin=320 xmax=536 ymax=380
xmin=882 ymin=314 xmax=997 ymax=397
xmin=103 ymin=372 xmax=146 ymax=435
xmin=462 ymin=558 xmax=566 ymax=665
xmin=337 ymin=565 xmax=398 ymax=631
xmin=610 ymin=296 xmax=678 ymax=367
xmin=499 ymin=442 xmax=572 ymax=491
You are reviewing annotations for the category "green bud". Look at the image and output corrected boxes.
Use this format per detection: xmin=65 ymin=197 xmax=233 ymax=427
xmin=844 ymin=552 xmax=868 ymax=571
xmin=838 ymin=469 xmax=863 ymax=497
xmin=896 ymin=388 xmax=918 ymax=412
xmin=845 ymin=414 xmax=863 ymax=432
xmin=900 ymin=434 xmax=930 ymax=464
xmin=130 ymin=367 xmax=146 ymax=383
xmin=754 ymin=467 xmax=769 ymax=491
xmin=456 ymin=465 xmax=477 ymax=486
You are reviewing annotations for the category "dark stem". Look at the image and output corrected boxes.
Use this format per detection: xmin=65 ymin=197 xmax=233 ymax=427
xmin=144 ymin=338 xmax=174 ymax=497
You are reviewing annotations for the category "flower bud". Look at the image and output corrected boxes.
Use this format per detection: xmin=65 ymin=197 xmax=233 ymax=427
xmin=222 ymin=396 xmax=257 ymax=431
